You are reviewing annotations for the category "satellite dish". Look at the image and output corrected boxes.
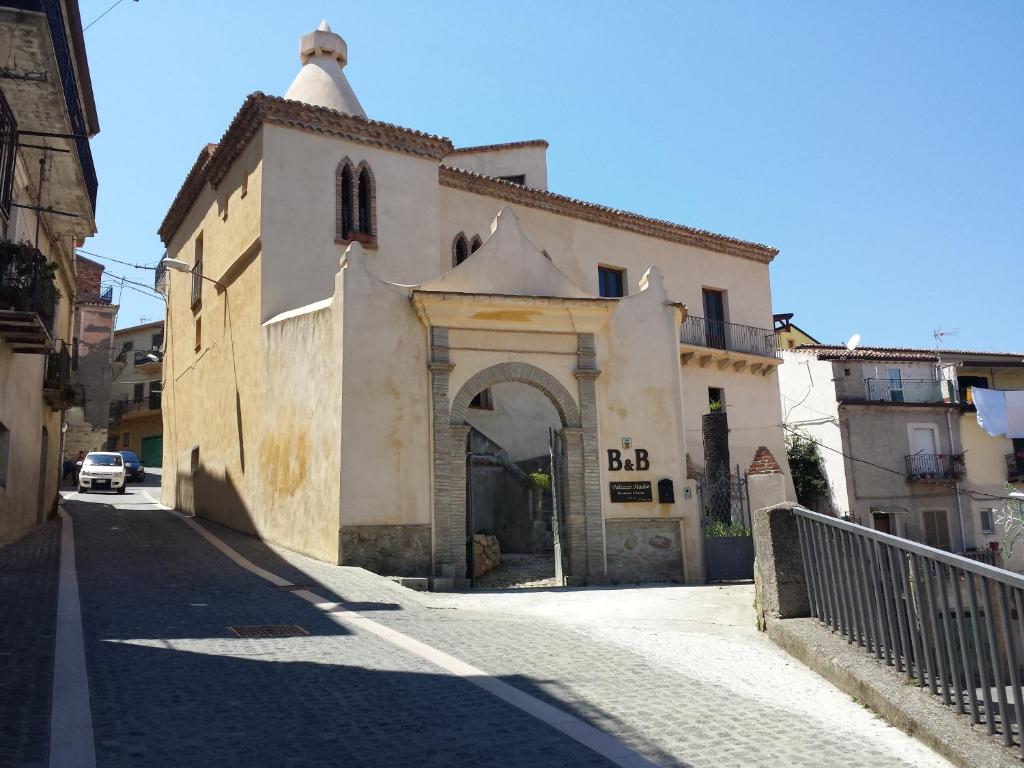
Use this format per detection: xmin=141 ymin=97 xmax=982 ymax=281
xmin=845 ymin=333 xmax=861 ymax=352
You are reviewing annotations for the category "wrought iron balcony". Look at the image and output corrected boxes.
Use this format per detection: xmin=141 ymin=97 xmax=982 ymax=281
xmin=864 ymin=378 xmax=953 ymax=405
xmin=42 ymin=340 xmax=74 ymax=409
xmin=0 ymin=240 xmax=57 ymax=352
xmin=5 ymin=0 xmax=98 ymax=213
xmin=110 ymin=391 xmax=162 ymax=423
xmin=154 ymin=259 xmax=168 ymax=294
xmin=1007 ymin=453 xmax=1024 ymax=483
xmin=77 ymin=282 xmax=114 ymax=305
xmin=905 ymin=453 xmax=965 ymax=482
xmin=680 ymin=315 xmax=779 ymax=359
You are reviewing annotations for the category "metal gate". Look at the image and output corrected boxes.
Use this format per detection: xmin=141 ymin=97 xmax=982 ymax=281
xmin=700 ymin=465 xmax=753 ymax=582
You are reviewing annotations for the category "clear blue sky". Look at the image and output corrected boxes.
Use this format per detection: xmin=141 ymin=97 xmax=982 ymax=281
xmin=80 ymin=1 xmax=1023 ymax=351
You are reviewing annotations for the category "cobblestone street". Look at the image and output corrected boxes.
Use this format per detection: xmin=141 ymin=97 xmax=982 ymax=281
xmin=0 ymin=475 xmax=953 ymax=767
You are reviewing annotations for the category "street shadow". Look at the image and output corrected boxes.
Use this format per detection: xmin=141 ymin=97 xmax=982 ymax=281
xmin=83 ymin=636 xmax=688 ymax=768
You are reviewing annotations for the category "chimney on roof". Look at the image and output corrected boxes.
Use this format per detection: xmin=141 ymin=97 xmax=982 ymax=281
xmin=284 ymin=20 xmax=366 ymax=117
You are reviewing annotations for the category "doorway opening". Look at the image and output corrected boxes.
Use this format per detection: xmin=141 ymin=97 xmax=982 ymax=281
xmin=464 ymin=382 xmax=564 ymax=589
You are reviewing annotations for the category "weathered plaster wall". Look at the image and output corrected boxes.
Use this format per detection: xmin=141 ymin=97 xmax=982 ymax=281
xmin=595 ymin=268 xmax=697 ymax=582
xmin=840 ymin=405 xmax=963 ymax=548
xmin=260 ymin=298 xmax=342 ymax=562
xmin=114 ymin=414 xmax=162 ymax=457
xmin=161 ymin=132 xmax=265 ymax=540
xmin=0 ymin=160 xmax=74 ymax=547
xmin=337 ymin=246 xmax=432 ymax=533
xmin=260 ymin=125 xmax=442 ymax=320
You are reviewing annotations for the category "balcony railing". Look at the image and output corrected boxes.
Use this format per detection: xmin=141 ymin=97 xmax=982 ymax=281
xmin=864 ymin=378 xmax=953 ymax=404
xmin=154 ymin=259 xmax=168 ymax=294
xmin=42 ymin=340 xmax=74 ymax=410
xmin=7 ymin=0 xmax=98 ymax=213
xmin=110 ymin=391 xmax=162 ymax=423
xmin=963 ymin=548 xmax=1003 ymax=568
xmin=133 ymin=349 xmax=162 ymax=366
xmin=0 ymin=240 xmax=57 ymax=352
xmin=1008 ymin=454 xmax=1024 ymax=483
xmin=905 ymin=453 xmax=966 ymax=482
xmin=0 ymin=85 xmax=15 ymax=224
xmin=680 ymin=315 xmax=778 ymax=359
xmin=77 ymin=283 xmax=114 ymax=305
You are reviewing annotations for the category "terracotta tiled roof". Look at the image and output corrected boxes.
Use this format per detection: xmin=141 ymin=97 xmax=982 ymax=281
xmin=439 ymin=166 xmax=778 ymax=263
xmin=447 ymin=139 xmax=549 ymax=155
xmin=158 ymin=93 xmax=454 ymax=244
xmin=792 ymin=344 xmax=1024 ymax=363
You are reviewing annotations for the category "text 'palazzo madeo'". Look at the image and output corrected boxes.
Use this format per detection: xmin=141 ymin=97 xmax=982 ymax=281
xmin=158 ymin=21 xmax=794 ymax=587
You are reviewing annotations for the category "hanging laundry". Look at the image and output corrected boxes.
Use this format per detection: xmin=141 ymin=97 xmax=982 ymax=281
xmin=972 ymin=387 xmax=1008 ymax=437
xmin=1007 ymin=391 xmax=1024 ymax=438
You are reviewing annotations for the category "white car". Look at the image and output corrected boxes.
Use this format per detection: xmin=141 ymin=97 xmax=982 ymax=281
xmin=77 ymin=451 xmax=127 ymax=494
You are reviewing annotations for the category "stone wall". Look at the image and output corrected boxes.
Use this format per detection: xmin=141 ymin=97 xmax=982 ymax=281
xmin=340 ymin=524 xmax=431 ymax=577
xmin=605 ymin=519 xmax=684 ymax=582
xmin=63 ymin=424 xmax=108 ymax=461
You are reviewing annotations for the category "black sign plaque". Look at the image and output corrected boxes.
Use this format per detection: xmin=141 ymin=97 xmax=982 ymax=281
xmin=609 ymin=481 xmax=653 ymax=503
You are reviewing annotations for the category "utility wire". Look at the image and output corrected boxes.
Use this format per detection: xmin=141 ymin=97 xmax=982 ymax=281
xmin=83 ymin=0 xmax=132 ymax=32
xmin=783 ymin=423 xmax=1018 ymax=504
xmin=77 ymin=248 xmax=156 ymax=271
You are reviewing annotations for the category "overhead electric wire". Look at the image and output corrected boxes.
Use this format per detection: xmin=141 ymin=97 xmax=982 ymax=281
xmin=77 ymin=248 xmax=157 ymax=271
xmin=783 ymin=423 xmax=1019 ymax=505
xmin=83 ymin=0 xmax=131 ymax=32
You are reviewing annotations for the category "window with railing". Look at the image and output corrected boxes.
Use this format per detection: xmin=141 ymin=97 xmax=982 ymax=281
xmin=191 ymin=236 xmax=203 ymax=307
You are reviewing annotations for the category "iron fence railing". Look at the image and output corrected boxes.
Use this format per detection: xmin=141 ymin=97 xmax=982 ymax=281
xmin=154 ymin=259 xmax=168 ymax=292
xmin=680 ymin=315 xmax=778 ymax=359
xmin=110 ymin=391 xmax=161 ymax=423
xmin=44 ymin=339 xmax=70 ymax=389
xmin=1008 ymin=454 xmax=1024 ymax=483
xmin=864 ymin=378 xmax=953 ymax=404
xmin=905 ymin=453 xmax=966 ymax=482
xmin=0 ymin=85 xmax=15 ymax=224
xmin=0 ymin=240 xmax=57 ymax=338
xmin=7 ymin=0 xmax=98 ymax=212
xmin=794 ymin=506 xmax=1024 ymax=755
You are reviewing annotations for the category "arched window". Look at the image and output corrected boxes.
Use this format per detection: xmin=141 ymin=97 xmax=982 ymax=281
xmin=356 ymin=163 xmax=375 ymax=236
xmin=336 ymin=159 xmax=354 ymax=240
xmin=453 ymin=233 xmax=469 ymax=266
xmin=469 ymin=235 xmax=482 ymax=254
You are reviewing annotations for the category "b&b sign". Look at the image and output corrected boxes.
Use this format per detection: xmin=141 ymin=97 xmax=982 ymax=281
xmin=607 ymin=448 xmax=649 ymax=472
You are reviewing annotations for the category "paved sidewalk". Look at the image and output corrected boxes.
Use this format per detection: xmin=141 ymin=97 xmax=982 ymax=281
xmin=1 ymin=483 xmax=954 ymax=767
xmin=0 ymin=519 xmax=60 ymax=768
xmin=206 ymin=520 xmax=953 ymax=768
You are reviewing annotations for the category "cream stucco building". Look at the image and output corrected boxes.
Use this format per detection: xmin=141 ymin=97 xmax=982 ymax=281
xmin=158 ymin=22 xmax=792 ymax=586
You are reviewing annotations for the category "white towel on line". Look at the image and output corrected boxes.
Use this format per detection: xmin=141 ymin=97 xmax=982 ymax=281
xmin=972 ymin=387 xmax=1008 ymax=437
xmin=1007 ymin=390 xmax=1024 ymax=438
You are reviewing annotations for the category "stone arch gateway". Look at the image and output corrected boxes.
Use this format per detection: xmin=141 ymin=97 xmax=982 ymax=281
xmin=429 ymin=337 xmax=607 ymax=588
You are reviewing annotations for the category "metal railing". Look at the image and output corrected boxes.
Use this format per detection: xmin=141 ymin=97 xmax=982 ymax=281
xmin=154 ymin=259 xmax=168 ymax=293
xmin=77 ymin=282 xmax=113 ymax=305
xmin=905 ymin=453 xmax=966 ymax=481
xmin=963 ymin=549 xmax=1003 ymax=568
xmin=132 ymin=348 xmax=162 ymax=366
xmin=43 ymin=339 xmax=70 ymax=389
xmin=794 ymin=506 xmax=1024 ymax=754
xmin=110 ymin=391 xmax=161 ymax=422
xmin=1008 ymin=454 xmax=1024 ymax=483
xmin=8 ymin=0 xmax=98 ymax=212
xmin=0 ymin=240 xmax=57 ymax=337
xmin=0 ymin=85 xmax=15 ymax=224
xmin=864 ymin=378 xmax=952 ymax=404
xmin=680 ymin=315 xmax=778 ymax=359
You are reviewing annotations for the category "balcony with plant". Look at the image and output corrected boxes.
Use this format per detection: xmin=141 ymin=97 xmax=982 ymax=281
xmin=0 ymin=240 xmax=60 ymax=353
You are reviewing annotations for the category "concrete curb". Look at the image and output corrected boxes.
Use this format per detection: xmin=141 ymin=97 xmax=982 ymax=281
xmin=766 ymin=616 xmax=1020 ymax=768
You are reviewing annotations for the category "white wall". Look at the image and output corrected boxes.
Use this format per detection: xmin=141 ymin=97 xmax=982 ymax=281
xmin=464 ymin=382 xmax=561 ymax=461
xmin=778 ymin=351 xmax=845 ymax=513
xmin=444 ymin=145 xmax=548 ymax=190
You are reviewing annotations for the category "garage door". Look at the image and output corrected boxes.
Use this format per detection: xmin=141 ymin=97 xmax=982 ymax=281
xmin=140 ymin=435 xmax=163 ymax=467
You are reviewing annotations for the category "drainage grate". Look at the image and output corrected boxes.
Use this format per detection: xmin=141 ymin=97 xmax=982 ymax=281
xmin=228 ymin=624 xmax=309 ymax=638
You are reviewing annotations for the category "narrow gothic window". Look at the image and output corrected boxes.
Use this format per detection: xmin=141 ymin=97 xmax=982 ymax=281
xmin=357 ymin=166 xmax=373 ymax=235
xmin=470 ymin=235 xmax=482 ymax=254
xmin=338 ymin=162 xmax=354 ymax=239
xmin=453 ymin=234 xmax=469 ymax=266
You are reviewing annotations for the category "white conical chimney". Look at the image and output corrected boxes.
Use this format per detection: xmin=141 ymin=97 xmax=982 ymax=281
xmin=284 ymin=20 xmax=366 ymax=117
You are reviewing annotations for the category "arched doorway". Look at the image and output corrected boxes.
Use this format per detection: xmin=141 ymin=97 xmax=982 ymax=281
xmin=435 ymin=361 xmax=603 ymax=586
